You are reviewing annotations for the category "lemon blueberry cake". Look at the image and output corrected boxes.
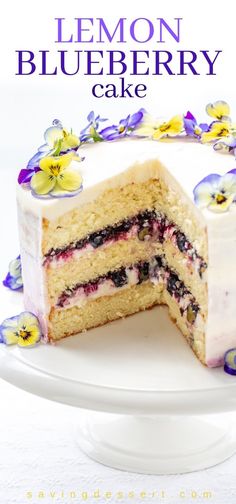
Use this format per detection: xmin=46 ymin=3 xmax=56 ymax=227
xmin=15 ymin=104 xmax=236 ymax=367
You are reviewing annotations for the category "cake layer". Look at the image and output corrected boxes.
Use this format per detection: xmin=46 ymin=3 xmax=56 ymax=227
xmin=44 ymin=209 xmax=207 ymax=275
xmin=47 ymin=238 xmax=207 ymax=310
xmin=47 ymin=238 xmax=159 ymax=305
xmin=41 ymin=176 xmax=206 ymax=259
xmin=42 ymin=179 xmax=162 ymax=255
xmin=49 ymin=280 xmax=205 ymax=365
xmin=49 ymin=281 xmax=163 ymax=340
xmin=53 ymin=255 xmax=202 ymax=337
xmin=45 ymin=208 xmax=207 ymax=307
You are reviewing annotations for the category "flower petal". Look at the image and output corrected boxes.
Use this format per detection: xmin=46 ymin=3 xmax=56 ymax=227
xmin=18 ymin=312 xmax=40 ymax=328
xmin=87 ymin=111 xmax=95 ymax=123
xmin=3 ymin=272 xmax=23 ymax=291
xmin=135 ymin=125 xmax=157 ymax=137
xmin=44 ymin=126 xmax=64 ymax=148
xmin=1 ymin=328 xmax=19 ymax=345
xmin=1 ymin=315 xmax=19 ymax=329
xmin=50 ymin=183 xmax=83 ymax=198
xmin=184 ymin=111 xmax=196 ymax=122
xmin=27 ymin=150 xmax=46 ymax=169
xmin=153 ymin=115 xmax=183 ymax=140
xmin=219 ymin=172 xmax=236 ymax=194
xmin=3 ymin=255 xmax=23 ymax=291
xmin=201 ymin=121 xmax=231 ymax=143
xmin=57 ymin=169 xmax=83 ymax=191
xmin=208 ymin=194 xmax=235 ymax=212
xmin=128 ymin=111 xmax=144 ymax=128
xmin=31 ymin=170 xmax=56 ymax=195
xmin=206 ymin=101 xmax=230 ymax=120
xmin=61 ymin=133 xmax=80 ymax=151
xmin=166 ymin=115 xmax=184 ymax=136
xmin=193 ymin=181 xmax=216 ymax=207
xmin=9 ymin=256 xmax=21 ymax=278
xmin=18 ymin=324 xmax=41 ymax=347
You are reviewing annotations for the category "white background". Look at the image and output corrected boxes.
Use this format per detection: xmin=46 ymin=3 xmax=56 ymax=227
xmin=1 ymin=1 xmax=236 ymax=502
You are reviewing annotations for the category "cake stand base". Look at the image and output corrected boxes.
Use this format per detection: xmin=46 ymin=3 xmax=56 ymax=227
xmin=77 ymin=413 xmax=236 ymax=475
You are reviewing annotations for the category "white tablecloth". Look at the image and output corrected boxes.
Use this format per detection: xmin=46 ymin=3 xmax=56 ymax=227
xmin=0 ymin=379 xmax=235 ymax=504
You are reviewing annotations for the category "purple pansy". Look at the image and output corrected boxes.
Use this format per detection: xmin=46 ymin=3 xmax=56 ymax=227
xmin=224 ymin=348 xmax=236 ymax=375
xmin=0 ymin=312 xmax=41 ymax=347
xmin=213 ymin=136 xmax=236 ymax=154
xmin=193 ymin=170 xmax=236 ymax=212
xmin=184 ymin=111 xmax=208 ymax=138
xmin=100 ymin=110 xmax=144 ymax=141
xmin=3 ymin=255 xmax=23 ymax=291
xmin=80 ymin=111 xmax=107 ymax=142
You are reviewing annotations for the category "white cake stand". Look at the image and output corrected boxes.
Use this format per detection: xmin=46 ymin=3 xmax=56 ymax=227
xmin=1 ymin=295 xmax=236 ymax=475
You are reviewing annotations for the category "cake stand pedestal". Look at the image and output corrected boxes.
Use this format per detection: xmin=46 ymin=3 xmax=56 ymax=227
xmin=77 ymin=412 xmax=236 ymax=474
xmin=1 ymin=305 xmax=236 ymax=475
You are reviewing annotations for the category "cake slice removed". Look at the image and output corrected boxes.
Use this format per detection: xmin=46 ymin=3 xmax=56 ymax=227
xmin=17 ymin=139 xmax=236 ymax=367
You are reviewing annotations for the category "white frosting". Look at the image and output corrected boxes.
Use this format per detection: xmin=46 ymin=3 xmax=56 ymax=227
xmin=17 ymin=138 xmax=236 ymax=366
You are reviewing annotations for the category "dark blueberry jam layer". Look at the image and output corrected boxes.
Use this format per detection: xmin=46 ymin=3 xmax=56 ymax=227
xmin=57 ymin=255 xmax=199 ymax=326
xmin=45 ymin=209 xmax=207 ymax=278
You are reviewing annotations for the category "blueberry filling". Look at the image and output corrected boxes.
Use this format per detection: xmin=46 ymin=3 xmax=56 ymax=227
xmin=57 ymin=255 xmax=200 ymax=327
xmin=109 ymin=267 xmax=128 ymax=288
xmin=138 ymin=261 xmax=150 ymax=283
xmin=45 ymin=209 xmax=207 ymax=278
xmin=167 ymin=272 xmax=186 ymax=300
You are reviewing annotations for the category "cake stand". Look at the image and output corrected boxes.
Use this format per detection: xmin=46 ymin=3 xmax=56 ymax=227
xmin=1 ymin=291 xmax=236 ymax=475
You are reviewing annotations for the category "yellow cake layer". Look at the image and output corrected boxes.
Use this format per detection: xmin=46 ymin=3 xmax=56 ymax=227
xmin=46 ymin=237 xmax=207 ymax=310
xmin=42 ymin=178 xmax=207 ymax=260
xmin=49 ymin=281 xmax=163 ymax=340
xmin=49 ymin=281 xmax=206 ymax=365
xmin=46 ymin=238 xmax=161 ymax=305
xmin=42 ymin=179 xmax=162 ymax=255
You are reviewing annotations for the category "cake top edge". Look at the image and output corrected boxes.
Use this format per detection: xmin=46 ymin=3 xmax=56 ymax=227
xmin=17 ymin=101 xmax=236 ymax=217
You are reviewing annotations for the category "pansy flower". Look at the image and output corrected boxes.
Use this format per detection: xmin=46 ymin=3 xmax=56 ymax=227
xmin=224 ymin=348 xmax=236 ymax=376
xmin=213 ymin=136 xmax=236 ymax=154
xmin=201 ymin=121 xmax=233 ymax=144
xmin=206 ymin=101 xmax=231 ymax=121
xmin=80 ymin=111 xmax=107 ymax=142
xmin=27 ymin=120 xmax=80 ymax=168
xmin=3 ymin=255 xmax=23 ymax=291
xmin=184 ymin=111 xmax=208 ymax=138
xmin=0 ymin=312 xmax=41 ymax=347
xmin=135 ymin=113 xmax=183 ymax=140
xmin=201 ymin=101 xmax=235 ymax=144
xmin=152 ymin=115 xmax=184 ymax=140
xmin=135 ymin=112 xmax=162 ymax=137
xmin=30 ymin=152 xmax=83 ymax=198
xmin=193 ymin=170 xmax=236 ymax=212
xmin=100 ymin=110 xmax=143 ymax=141
xmin=18 ymin=120 xmax=81 ymax=189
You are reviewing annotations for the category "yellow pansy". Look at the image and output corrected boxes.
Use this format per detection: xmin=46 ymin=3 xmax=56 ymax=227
xmin=135 ymin=113 xmax=162 ymax=137
xmin=30 ymin=153 xmax=83 ymax=197
xmin=201 ymin=121 xmax=232 ymax=143
xmin=135 ymin=113 xmax=183 ymax=140
xmin=152 ymin=115 xmax=183 ymax=140
xmin=45 ymin=126 xmax=80 ymax=153
xmin=61 ymin=130 xmax=80 ymax=151
xmin=206 ymin=101 xmax=230 ymax=121
xmin=0 ymin=312 xmax=41 ymax=348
